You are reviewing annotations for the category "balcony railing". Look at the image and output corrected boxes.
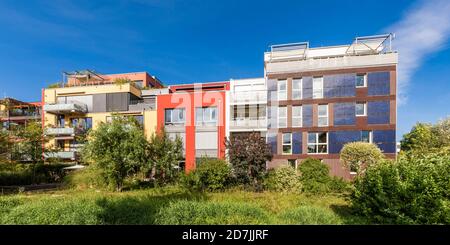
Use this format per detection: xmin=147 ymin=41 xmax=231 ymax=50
xmin=44 ymin=151 xmax=77 ymax=160
xmin=43 ymin=101 xmax=87 ymax=114
xmin=229 ymin=117 xmax=267 ymax=130
xmin=45 ymin=127 xmax=75 ymax=136
xmin=229 ymin=91 xmax=267 ymax=104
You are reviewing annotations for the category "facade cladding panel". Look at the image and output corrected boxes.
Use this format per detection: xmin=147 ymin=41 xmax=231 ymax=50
xmin=329 ymin=131 xmax=361 ymax=154
xmin=302 ymin=76 xmax=313 ymax=99
xmin=267 ymin=79 xmax=277 ymax=101
xmin=302 ymin=104 xmax=313 ymax=127
xmin=267 ymin=133 xmax=277 ymax=155
xmin=324 ymin=74 xmax=356 ymax=98
xmin=292 ymin=132 xmax=302 ymax=154
xmin=92 ymin=94 xmax=107 ymax=112
xmin=367 ymin=100 xmax=390 ymax=124
xmin=267 ymin=106 xmax=277 ymax=129
xmin=333 ymin=102 xmax=356 ymax=125
xmin=373 ymin=130 xmax=396 ymax=153
xmin=106 ymin=92 xmax=129 ymax=112
xmin=367 ymin=71 xmax=390 ymax=96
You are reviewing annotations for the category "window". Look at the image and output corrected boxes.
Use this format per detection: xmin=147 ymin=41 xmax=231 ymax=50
xmin=278 ymin=80 xmax=287 ymax=100
xmin=361 ymin=130 xmax=372 ymax=143
xmin=356 ymin=74 xmax=367 ymax=87
xmin=307 ymin=132 xmax=328 ymax=154
xmin=165 ymin=108 xmax=185 ymax=125
xmin=288 ymin=159 xmax=297 ymax=169
xmin=282 ymin=133 xmax=292 ymax=155
xmin=196 ymin=107 xmax=217 ymax=125
xmin=313 ymin=77 xmax=323 ymax=99
xmin=278 ymin=106 xmax=287 ymax=128
xmin=70 ymin=117 xmax=92 ymax=133
xmin=318 ymin=104 xmax=328 ymax=127
xmin=292 ymin=106 xmax=302 ymax=127
xmin=292 ymin=78 xmax=302 ymax=100
xmin=355 ymin=102 xmax=367 ymax=116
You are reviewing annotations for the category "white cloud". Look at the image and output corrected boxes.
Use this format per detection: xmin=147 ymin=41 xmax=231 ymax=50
xmin=384 ymin=0 xmax=450 ymax=105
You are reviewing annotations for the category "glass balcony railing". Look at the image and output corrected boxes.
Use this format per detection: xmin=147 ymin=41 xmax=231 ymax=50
xmin=229 ymin=91 xmax=267 ymax=104
xmin=44 ymin=151 xmax=77 ymax=160
xmin=230 ymin=117 xmax=267 ymax=129
xmin=43 ymin=101 xmax=87 ymax=114
xmin=44 ymin=127 xmax=75 ymax=136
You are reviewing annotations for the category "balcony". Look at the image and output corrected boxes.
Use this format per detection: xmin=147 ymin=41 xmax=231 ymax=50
xmin=229 ymin=117 xmax=267 ymax=131
xmin=45 ymin=127 xmax=75 ymax=137
xmin=43 ymin=101 xmax=87 ymax=115
xmin=229 ymin=91 xmax=267 ymax=105
xmin=44 ymin=151 xmax=77 ymax=160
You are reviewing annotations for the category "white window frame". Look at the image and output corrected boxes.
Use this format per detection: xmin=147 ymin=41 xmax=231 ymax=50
xmin=318 ymin=104 xmax=328 ymax=127
xmin=165 ymin=108 xmax=185 ymax=125
xmin=282 ymin=133 xmax=292 ymax=155
xmin=313 ymin=77 xmax=324 ymax=99
xmin=278 ymin=106 xmax=287 ymax=128
xmin=356 ymin=74 xmax=367 ymax=88
xmin=361 ymin=130 xmax=373 ymax=143
xmin=196 ymin=107 xmax=218 ymax=125
xmin=292 ymin=105 xmax=302 ymax=127
xmin=355 ymin=102 xmax=367 ymax=117
xmin=292 ymin=78 xmax=302 ymax=100
xmin=307 ymin=132 xmax=328 ymax=154
xmin=278 ymin=79 xmax=287 ymax=101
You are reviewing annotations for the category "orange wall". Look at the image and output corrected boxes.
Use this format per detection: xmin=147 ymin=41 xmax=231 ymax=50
xmin=157 ymin=90 xmax=227 ymax=172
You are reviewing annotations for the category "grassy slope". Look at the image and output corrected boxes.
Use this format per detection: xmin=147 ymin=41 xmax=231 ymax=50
xmin=0 ymin=187 xmax=366 ymax=225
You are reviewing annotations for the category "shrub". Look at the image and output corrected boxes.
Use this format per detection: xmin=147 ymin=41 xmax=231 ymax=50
xmin=64 ymin=166 xmax=108 ymax=190
xmin=278 ymin=205 xmax=342 ymax=224
xmin=179 ymin=171 xmax=202 ymax=192
xmin=351 ymin=152 xmax=450 ymax=224
xmin=298 ymin=158 xmax=331 ymax=194
xmin=179 ymin=158 xmax=231 ymax=192
xmin=0 ymin=163 xmax=67 ymax=186
xmin=340 ymin=142 xmax=384 ymax=174
xmin=264 ymin=166 xmax=301 ymax=192
xmin=155 ymin=200 xmax=270 ymax=224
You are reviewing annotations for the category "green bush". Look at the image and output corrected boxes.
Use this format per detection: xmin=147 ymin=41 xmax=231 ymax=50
xmin=298 ymin=158 xmax=331 ymax=194
xmin=278 ymin=205 xmax=342 ymax=224
xmin=155 ymin=200 xmax=270 ymax=224
xmin=352 ymin=152 xmax=450 ymax=224
xmin=0 ymin=163 xmax=67 ymax=186
xmin=180 ymin=158 xmax=231 ymax=192
xmin=64 ymin=166 xmax=108 ymax=190
xmin=340 ymin=142 xmax=384 ymax=174
xmin=264 ymin=166 xmax=301 ymax=192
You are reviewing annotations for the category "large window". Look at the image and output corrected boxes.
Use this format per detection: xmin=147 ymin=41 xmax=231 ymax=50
xmin=165 ymin=108 xmax=185 ymax=125
xmin=278 ymin=80 xmax=287 ymax=100
xmin=355 ymin=102 xmax=367 ymax=116
xmin=282 ymin=133 xmax=292 ymax=155
xmin=313 ymin=77 xmax=323 ymax=99
xmin=318 ymin=104 xmax=328 ymax=127
xmin=278 ymin=106 xmax=287 ymax=128
xmin=361 ymin=130 xmax=372 ymax=143
xmin=70 ymin=117 xmax=92 ymax=133
xmin=292 ymin=106 xmax=302 ymax=127
xmin=307 ymin=132 xmax=328 ymax=154
xmin=292 ymin=78 xmax=302 ymax=100
xmin=196 ymin=107 xmax=217 ymax=125
xmin=356 ymin=74 xmax=367 ymax=87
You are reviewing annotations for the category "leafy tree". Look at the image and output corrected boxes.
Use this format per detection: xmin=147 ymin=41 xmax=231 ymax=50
xmin=14 ymin=121 xmax=51 ymax=163
xmin=147 ymin=128 xmax=183 ymax=185
xmin=340 ymin=142 xmax=384 ymax=175
xmin=226 ymin=132 xmax=272 ymax=190
xmin=82 ymin=116 xmax=148 ymax=191
xmin=400 ymin=122 xmax=435 ymax=153
xmin=0 ymin=130 xmax=9 ymax=160
xmin=432 ymin=117 xmax=450 ymax=147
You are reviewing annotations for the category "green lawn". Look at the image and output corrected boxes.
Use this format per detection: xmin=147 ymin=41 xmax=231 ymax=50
xmin=0 ymin=186 xmax=366 ymax=224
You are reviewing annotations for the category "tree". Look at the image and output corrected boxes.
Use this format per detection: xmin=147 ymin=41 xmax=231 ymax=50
xmin=82 ymin=116 xmax=148 ymax=191
xmin=400 ymin=122 xmax=435 ymax=153
xmin=0 ymin=130 xmax=8 ymax=160
xmin=147 ymin=127 xmax=183 ymax=185
xmin=432 ymin=117 xmax=450 ymax=147
xmin=340 ymin=142 xmax=384 ymax=175
xmin=226 ymin=132 xmax=272 ymax=190
xmin=14 ymin=121 xmax=50 ymax=163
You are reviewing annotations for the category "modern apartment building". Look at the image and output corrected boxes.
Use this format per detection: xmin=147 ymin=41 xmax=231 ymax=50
xmin=0 ymin=98 xmax=42 ymax=131
xmin=264 ymin=34 xmax=397 ymax=178
xmin=157 ymin=82 xmax=229 ymax=172
xmin=226 ymin=78 xmax=267 ymax=139
xmin=42 ymin=70 xmax=166 ymax=161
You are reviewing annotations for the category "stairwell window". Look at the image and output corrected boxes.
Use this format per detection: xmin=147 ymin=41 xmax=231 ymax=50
xmin=278 ymin=80 xmax=287 ymax=101
xmin=313 ymin=77 xmax=323 ymax=99
xmin=307 ymin=132 xmax=328 ymax=154
xmin=355 ymin=102 xmax=367 ymax=116
xmin=356 ymin=74 xmax=367 ymax=87
xmin=278 ymin=106 xmax=287 ymax=128
xmin=292 ymin=105 xmax=302 ymax=127
xmin=318 ymin=104 xmax=328 ymax=127
xmin=292 ymin=78 xmax=302 ymax=100
xmin=282 ymin=133 xmax=292 ymax=155
xmin=361 ymin=130 xmax=372 ymax=143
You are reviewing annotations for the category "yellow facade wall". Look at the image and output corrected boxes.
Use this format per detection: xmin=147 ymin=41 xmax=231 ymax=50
xmin=45 ymin=83 xmax=141 ymax=97
xmin=144 ymin=110 xmax=157 ymax=139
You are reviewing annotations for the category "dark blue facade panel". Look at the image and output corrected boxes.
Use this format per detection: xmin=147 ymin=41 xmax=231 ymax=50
xmin=373 ymin=130 xmax=396 ymax=153
xmin=267 ymin=134 xmax=277 ymax=155
xmin=293 ymin=132 xmax=302 ymax=154
xmin=367 ymin=101 xmax=390 ymax=124
xmin=302 ymin=77 xmax=313 ymax=99
xmin=324 ymin=74 xmax=356 ymax=98
xmin=303 ymin=104 xmax=313 ymax=127
xmin=329 ymin=131 xmax=360 ymax=154
xmin=368 ymin=72 xmax=390 ymax=96
xmin=333 ymin=103 xmax=356 ymax=125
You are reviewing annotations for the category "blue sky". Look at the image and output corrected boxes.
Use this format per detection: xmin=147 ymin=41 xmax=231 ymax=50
xmin=0 ymin=0 xmax=449 ymax=140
